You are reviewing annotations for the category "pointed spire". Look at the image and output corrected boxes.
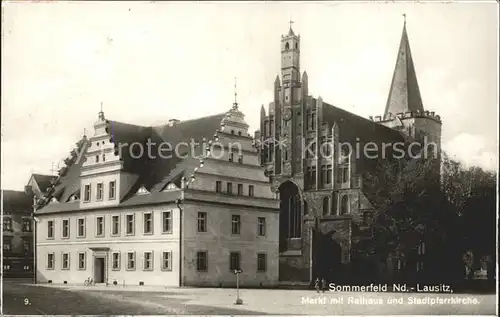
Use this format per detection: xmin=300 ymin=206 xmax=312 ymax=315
xmin=233 ymin=77 xmax=238 ymax=110
xmin=384 ymin=15 xmax=424 ymax=119
xmin=288 ymin=17 xmax=295 ymax=36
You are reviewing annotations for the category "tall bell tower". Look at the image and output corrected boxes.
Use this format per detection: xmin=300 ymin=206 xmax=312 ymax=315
xmin=281 ymin=20 xmax=301 ymax=85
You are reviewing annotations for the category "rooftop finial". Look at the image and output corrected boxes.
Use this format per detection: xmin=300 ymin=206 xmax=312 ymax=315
xmin=98 ymin=101 xmax=105 ymax=120
xmin=233 ymin=77 xmax=238 ymax=110
xmin=402 ymin=13 xmax=406 ymax=26
xmin=83 ymin=128 xmax=87 ymax=137
xmin=289 ymin=17 xmax=294 ymax=31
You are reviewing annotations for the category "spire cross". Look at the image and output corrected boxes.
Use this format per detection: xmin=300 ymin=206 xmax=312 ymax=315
xmin=402 ymin=13 xmax=406 ymax=25
xmin=289 ymin=18 xmax=294 ymax=30
xmin=100 ymin=101 xmax=103 ymax=112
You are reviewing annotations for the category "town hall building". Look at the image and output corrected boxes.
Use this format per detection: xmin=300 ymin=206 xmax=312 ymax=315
xmin=33 ymin=20 xmax=441 ymax=286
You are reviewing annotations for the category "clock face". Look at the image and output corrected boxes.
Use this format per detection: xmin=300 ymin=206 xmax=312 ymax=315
xmin=283 ymin=108 xmax=292 ymax=121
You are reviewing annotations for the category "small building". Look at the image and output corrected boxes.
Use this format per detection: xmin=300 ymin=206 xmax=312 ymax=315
xmin=2 ymin=189 xmax=35 ymax=278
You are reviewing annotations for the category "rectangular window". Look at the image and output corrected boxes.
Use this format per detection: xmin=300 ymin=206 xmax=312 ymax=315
xmin=162 ymin=251 xmax=172 ymax=271
xmin=126 ymin=214 xmax=135 ymax=235
xmin=77 ymin=218 xmax=85 ymax=237
xmin=109 ymin=181 xmax=116 ymax=200
xmin=111 ymin=215 xmax=120 ymax=236
xmin=112 ymin=252 xmax=120 ymax=270
xmin=257 ymin=253 xmax=267 ymax=272
xmin=229 ymin=252 xmax=241 ymax=271
xmin=196 ymin=251 xmax=208 ymax=271
xmin=23 ymin=238 xmax=31 ymax=253
xmin=78 ymin=252 xmax=86 ymax=270
xmin=3 ymin=238 xmax=12 ymax=252
xmin=197 ymin=212 xmax=207 ymax=232
xmin=231 ymin=215 xmax=241 ymax=235
xmin=143 ymin=252 xmax=153 ymax=271
xmin=249 ymin=185 xmax=254 ymax=197
xmin=340 ymin=166 xmax=349 ymax=183
xmin=96 ymin=216 xmax=104 ymax=237
xmin=258 ymin=217 xmax=266 ymax=236
xmin=227 ymin=182 xmax=233 ymax=194
xmin=3 ymin=217 xmax=13 ymax=231
xmin=62 ymin=253 xmax=69 ymax=270
xmin=127 ymin=252 xmax=136 ymax=270
xmin=96 ymin=183 xmax=103 ymax=200
xmin=237 ymin=184 xmax=243 ymax=196
xmin=238 ymin=155 xmax=243 ymax=164
xmin=22 ymin=218 xmax=32 ymax=232
xmin=84 ymin=184 xmax=91 ymax=202
xmin=62 ymin=219 xmax=70 ymax=238
xmin=47 ymin=253 xmax=55 ymax=269
xmin=162 ymin=211 xmax=172 ymax=233
xmin=143 ymin=213 xmax=153 ymax=234
xmin=215 ymin=181 xmax=222 ymax=193
xmin=47 ymin=220 xmax=54 ymax=239
xmin=229 ymin=153 xmax=234 ymax=162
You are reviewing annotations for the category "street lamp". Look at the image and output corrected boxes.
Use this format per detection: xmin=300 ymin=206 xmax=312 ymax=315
xmin=233 ymin=269 xmax=243 ymax=305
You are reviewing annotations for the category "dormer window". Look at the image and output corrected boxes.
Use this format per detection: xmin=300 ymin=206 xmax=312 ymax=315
xmin=136 ymin=186 xmax=149 ymax=195
xmin=70 ymin=195 xmax=79 ymax=201
xmin=164 ymin=183 xmax=178 ymax=191
xmin=50 ymin=197 xmax=58 ymax=203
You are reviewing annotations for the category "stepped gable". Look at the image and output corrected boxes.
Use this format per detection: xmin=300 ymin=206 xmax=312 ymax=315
xmin=38 ymin=113 xmax=226 ymax=209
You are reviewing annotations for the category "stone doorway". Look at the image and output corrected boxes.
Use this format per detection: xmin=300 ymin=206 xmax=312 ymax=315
xmin=312 ymin=229 xmax=342 ymax=283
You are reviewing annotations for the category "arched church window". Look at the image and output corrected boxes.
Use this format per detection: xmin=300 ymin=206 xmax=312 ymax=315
xmin=331 ymin=194 xmax=337 ymax=215
xmin=285 ymin=42 xmax=290 ymax=50
xmin=238 ymin=131 xmax=242 ymax=136
xmin=322 ymin=197 xmax=329 ymax=216
xmin=340 ymin=195 xmax=349 ymax=215
xmin=295 ymin=43 xmax=298 ymax=49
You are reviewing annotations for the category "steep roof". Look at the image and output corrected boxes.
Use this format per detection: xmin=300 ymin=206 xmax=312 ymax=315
xmin=40 ymin=113 xmax=226 ymax=209
xmin=321 ymin=100 xmax=406 ymax=173
xmin=384 ymin=21 xmax=424 ymax=118
xmin=31 ymin=174 xmax=54 ymax=193
xmin=2 ymin=189 xmax=32 ymax=212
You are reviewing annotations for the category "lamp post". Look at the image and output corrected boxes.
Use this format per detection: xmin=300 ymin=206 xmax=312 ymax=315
xmin=234 ymin=269 xmax=243 ymax=305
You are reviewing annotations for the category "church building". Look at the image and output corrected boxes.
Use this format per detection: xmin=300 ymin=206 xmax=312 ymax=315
xmin=256 ymin=20 xmax=441 ymax=282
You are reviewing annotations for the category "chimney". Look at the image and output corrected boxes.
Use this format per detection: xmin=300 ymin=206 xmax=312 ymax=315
xmin=168 ymin=119 xmax=180 ymax=127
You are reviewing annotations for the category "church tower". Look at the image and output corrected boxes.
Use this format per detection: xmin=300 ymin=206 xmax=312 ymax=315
xmin=377 ymin=17 xmax=442 ymax=158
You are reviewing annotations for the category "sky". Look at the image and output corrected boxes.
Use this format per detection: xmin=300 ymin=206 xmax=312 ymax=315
xmin=1 ymin=1 xmax=498 ymax=190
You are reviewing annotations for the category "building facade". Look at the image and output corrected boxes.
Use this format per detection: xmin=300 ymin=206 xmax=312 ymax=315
xmin=256 ymin=22 xmax=441 ymax=282
xmin=34 ymin=99 xmax=279 ymax=287
xmin=33 ymin=21 xmax=441 ymax=286
xmin=2 ymin=190 xmax=34 ymax=278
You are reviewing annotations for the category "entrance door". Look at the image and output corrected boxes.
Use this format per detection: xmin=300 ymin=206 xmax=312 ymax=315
xmin=312 ymin=229 xmax=342 ymax=283
xmin=94 ymin=257 xmax=105 ymax=283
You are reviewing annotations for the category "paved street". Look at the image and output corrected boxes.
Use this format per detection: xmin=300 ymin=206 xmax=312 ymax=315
xmin=2 ymin=279 xmax=497 ymax=315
